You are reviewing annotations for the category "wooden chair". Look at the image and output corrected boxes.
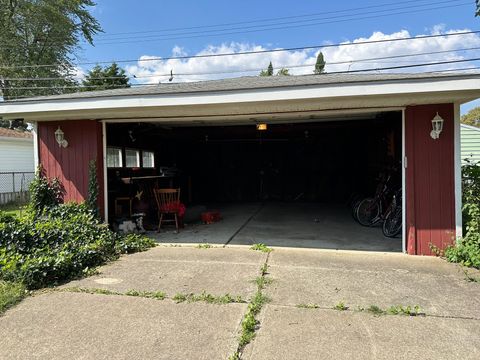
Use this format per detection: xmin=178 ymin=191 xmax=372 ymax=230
xmin=154 ymin=188 xmax=181 ymax=232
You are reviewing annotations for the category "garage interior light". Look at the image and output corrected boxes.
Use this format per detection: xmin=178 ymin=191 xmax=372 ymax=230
xmin=256 ymin=123 xmax=268 ymax=131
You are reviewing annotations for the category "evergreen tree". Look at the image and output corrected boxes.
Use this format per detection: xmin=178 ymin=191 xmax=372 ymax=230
xmin=260 ymin=61 xmax=274 ymax=76
xmin=82 ymin=63 xmax=130 ymax=91
xmin=314 ymin=52 xmax=326 ymax=74
xmin=267 ymin=61 xmax=274 ymax=76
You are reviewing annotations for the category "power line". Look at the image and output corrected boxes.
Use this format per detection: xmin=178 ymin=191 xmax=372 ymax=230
xmin=92 ymin=0 xmax=464 ymax=43
xmin=4 ymin=45 xmax=480 ymax=82
xmin=92 ymin=2 xmax=472 ymax=45
xmin=92 ymin=0 xmax=440 ymax=38
xmin=3 ymin=57 xmax=480 ymax=92
xmin=1 ymin=30 xmax=479 ymax=71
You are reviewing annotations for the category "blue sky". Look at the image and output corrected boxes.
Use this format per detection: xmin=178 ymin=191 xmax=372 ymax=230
xmin=78 ymin=0 xmax=480 ymax=113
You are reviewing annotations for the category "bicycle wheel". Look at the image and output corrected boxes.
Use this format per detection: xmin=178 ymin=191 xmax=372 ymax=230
xmin=356 ymin=198 xmax=381 ymax=226
xmin=382 ymin=206 xmax=402 ymax=237
xmin=351 ymin=198 xmax=362 ymax=221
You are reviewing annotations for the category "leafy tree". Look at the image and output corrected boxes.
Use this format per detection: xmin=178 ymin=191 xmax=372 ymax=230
xmin=276 ymin=68 xmax=290 ymax=76
xmin=461 ymin=107 xmax=480 ymax=127
xmin=81 ymin=63 xmax=130 ymax=91
xmin=0 ymin=0 xmax=101 ymax=106
xmin=314 ymin=52 xmax=326 ymax=74
xmin=476 ymin=0 xmax=480 ymax=16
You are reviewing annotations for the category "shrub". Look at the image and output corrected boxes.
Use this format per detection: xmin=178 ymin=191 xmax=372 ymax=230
xmin=115 ymin=234 xmax=156 ymax=254
xmin=0 ymin=202 xmax=156 ymax=289
xmin=445 ymin=160 xmax=480 ymax=268
xmin=29 ymin=166 xmax=64 ymax=216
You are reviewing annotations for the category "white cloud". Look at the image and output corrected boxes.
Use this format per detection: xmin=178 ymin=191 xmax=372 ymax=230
xmin=125 ymin=27 xmax=480 ymax=84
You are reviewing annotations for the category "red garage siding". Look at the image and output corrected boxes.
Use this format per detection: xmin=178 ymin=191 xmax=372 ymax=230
xmin=38 ymin=120 xmax=104 ymax=215
xmin=405 ymin=104 xmax=456 ymax=255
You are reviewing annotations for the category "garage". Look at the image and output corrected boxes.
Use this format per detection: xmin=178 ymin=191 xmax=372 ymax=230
xmin=2 ymin=72 xmax=476 ymax=255
xmin=105 ymin=110 xmax=403 ymax=251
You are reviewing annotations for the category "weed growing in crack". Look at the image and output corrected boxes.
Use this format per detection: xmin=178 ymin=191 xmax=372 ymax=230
xmin=125 ymin=290 xmax=166 ymax=300
xmin=173 ymin=293 xmax=187 ymax=303
xmin=250 ymin=243 xmax=272 ymax=253
xmin=228 ymin=352 xmax=240 ymax=360
xmin=196 ymin=243 xmax=213 ymax=249
xmin=362 ymin=304 xmax=425 ymax=317
xmin=333 ymin=301 xmax=348 ymax=311
xmin=172 ymin=291 xmax=245 ymax=304
xmin=253 ymin=276 xmax=273 ymax=290
xmin=366 ymin=305 xmax=385 ymax=316
xmin=260 ymin=263 xmax=269 ymax=276
xmin=387 ymin=305 xmax=423 ymax=316
xmin=463 ymin=269 xmax=480 ymax=283
xmin=296 ymin=303 xmax=320 ymax=309
xmin=63 ymin=287 xmax=121 ymax=296
xmin=228 ymin=261 xmax=272 ymax=359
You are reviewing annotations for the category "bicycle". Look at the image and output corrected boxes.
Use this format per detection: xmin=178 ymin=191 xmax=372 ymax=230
xmin=382 ymin=188 xmax=402 ymax=238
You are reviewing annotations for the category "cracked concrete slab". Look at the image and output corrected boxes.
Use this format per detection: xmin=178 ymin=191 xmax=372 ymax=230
xmin=0 ymin=291 xmax=245 ymax=360
xmin=244 ymin=305 xmax=480 ymax=360
xmin=265 ymin=249 xmax=480 ymax=318
xmin=66 ymin=247 xmax=267 ymax=298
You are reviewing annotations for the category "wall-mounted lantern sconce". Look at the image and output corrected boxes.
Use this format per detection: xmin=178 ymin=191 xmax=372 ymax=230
xmin=430 ymin=112 xmax=444 ymax=140
xmin=54 ymin=126 xmax=68 ymax=148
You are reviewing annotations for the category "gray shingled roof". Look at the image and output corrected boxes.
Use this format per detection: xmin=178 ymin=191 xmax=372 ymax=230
xmin=6 ymin=72 xmax=480 ymax=103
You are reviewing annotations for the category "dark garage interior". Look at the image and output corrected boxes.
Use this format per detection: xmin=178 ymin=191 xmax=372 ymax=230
xmin=106 ymin=111 xmax=403 ymax=252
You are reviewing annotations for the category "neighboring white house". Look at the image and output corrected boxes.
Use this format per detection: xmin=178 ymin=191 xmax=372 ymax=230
xmin=0 ymin=128 xmax=34 ymax=203
xmin=461 ymin=123 xmax=480 ymax=165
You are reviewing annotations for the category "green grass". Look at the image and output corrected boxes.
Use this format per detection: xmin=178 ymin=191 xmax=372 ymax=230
xmin=0 ymin=281 xmax=26 ymax=315
xmin=250 ymin=243 xmax=272 ymax=253
xmin=0 ymin=203 xmax=26 ymax=218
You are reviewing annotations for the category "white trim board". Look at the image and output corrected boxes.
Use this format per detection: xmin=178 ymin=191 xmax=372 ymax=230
xmin=1 ymin=77 xmax=480 ymax=121
xmin=454 ymin=103 xmax=463 ymax=239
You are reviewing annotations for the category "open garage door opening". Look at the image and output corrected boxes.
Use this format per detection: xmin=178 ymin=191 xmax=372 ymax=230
xmin=105 ymin=110 xmax=403 ymax=252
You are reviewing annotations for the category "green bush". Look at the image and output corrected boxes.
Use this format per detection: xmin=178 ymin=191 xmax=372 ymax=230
xmin=115 ymin=234 xmax=156 ymax=254
xmin=0 ymin=202 xmax=156 ymax=289
xmin=445 ymin=160 xmax=480 ymax=268
xmin=29 ymin=165 xmax=64 ymax=216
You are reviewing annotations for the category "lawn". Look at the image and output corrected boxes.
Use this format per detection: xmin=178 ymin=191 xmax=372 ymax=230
xmin=0 ymin=203 xmax=27 ymax=218
xmin=0 ymin=281 xmax=26 ymax=315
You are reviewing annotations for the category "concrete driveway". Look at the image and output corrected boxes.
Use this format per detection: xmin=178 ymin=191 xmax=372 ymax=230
xmin=0 ymin=246 xmax=479 ymax=359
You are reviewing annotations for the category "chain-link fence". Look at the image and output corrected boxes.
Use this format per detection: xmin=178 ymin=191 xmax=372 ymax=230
xmin=0 ymin=171 xmax=35 ymax=205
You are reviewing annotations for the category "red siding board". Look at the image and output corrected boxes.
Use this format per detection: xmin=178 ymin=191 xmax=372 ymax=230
xmin=405 ymin=104 xmax=456 ymax=255
xmin=38 ymin=120 xmax=104 ymax=217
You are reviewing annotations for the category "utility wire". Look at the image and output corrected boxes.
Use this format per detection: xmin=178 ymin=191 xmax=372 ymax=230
xmin=3 ymin=45 xmax=480 ymax=82
xmin=1 ymin=30 xmax=479 ymax=70
xmin=92 ymin=2 xmax=472 ymax=45
xmin=3 ymin=57 xmax=480 ymax=91
xmin=91 ymin=0 xmax=444 ymax=38
xmin=92 ymin=0 xmax=465 ymax=42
